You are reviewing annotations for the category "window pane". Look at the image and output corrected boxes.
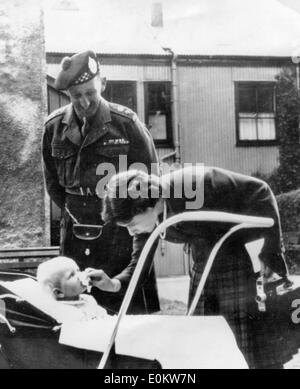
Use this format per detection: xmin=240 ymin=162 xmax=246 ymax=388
xmin=257 ymin=87 xmax=274 ymax=113
xmin=148 ymin=113 xmax=167 ymax=140
xmin=239 ymin=117 xmax=257 ymax=139
xmin=145 ymin=82 xmax=172 ymax=143
xmin=257 ymin=114 xmax=276 ymax=139
xmin=239 ymin=86 xmax=256 ymax=112
xmin=148 ymin=86 xmax=157 ymax=111
xmin=102 ymin=82 xmax=137 ymax=111
xmin=148 ymin=83 xmax=169 ymax=111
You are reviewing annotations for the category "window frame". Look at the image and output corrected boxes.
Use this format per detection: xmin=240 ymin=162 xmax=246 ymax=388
xmin=102 ymin=80 xmax=137 ymax=113
xmin=144 ymin=81 xmax=173 ymax=147
xmin=234 ymin=81 xmax=278 ymax=147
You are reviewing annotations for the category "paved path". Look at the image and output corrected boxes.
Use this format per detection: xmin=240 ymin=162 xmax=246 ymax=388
xmin=157 ymin=275 xmax=300 ymax=369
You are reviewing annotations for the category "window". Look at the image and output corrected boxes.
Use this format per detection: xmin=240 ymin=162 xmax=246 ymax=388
xmin=102 ymin=81 xmax=137 ymax=112
xmin=235 ymin=82 xmax=277 ymax=146
xmin=144 ymin=82 xmax=173 ymax=147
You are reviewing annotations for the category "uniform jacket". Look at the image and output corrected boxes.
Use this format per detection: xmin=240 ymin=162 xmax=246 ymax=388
xmin=42 ymin=97 xmax=158 ymax=209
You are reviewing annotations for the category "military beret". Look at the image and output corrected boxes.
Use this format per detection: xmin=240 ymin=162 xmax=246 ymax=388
xmin=54 ymin=50 xmax=100 ymax=90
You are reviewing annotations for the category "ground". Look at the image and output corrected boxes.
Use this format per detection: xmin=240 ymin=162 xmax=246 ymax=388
xmin=156 ymin=275 xmax=300 ymax=369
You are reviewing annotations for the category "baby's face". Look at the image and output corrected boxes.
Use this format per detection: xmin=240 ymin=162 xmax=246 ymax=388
xmin=58 ymin=264 xmax=86 ymax=299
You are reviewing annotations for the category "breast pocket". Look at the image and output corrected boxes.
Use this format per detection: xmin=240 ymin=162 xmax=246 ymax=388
xmin=94 ymin=144 xmax=130 ymax=158
xmin=52 ymin=144 xmax=78 ymax=186
xmin=93 ymin=144 xmax=130 ymax=171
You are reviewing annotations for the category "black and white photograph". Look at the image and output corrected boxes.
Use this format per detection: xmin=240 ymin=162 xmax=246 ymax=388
xmin=0 ymin=0 xmax=300 ymax=372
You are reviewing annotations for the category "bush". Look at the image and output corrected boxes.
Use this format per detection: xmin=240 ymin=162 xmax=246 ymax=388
xmin=275 ymin=68 xmax=300 ymax=193
xmin=252 ymin=68 xmax=300 ymax=196
xmin=276 ymin=189 xmax=300 ymax=232
xmin=276 ymin=190 xmax=300 ymax=274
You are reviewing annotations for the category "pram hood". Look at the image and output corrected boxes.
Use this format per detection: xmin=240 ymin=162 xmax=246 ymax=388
xmin=0 ymin=272 xmax=102 ymax=326
xmin=0 ymin=271 xmax=58 ymax=330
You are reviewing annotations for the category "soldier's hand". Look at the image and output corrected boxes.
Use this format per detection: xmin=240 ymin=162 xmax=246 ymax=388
xmin=84 ymin=268 xmax=121 ymax=293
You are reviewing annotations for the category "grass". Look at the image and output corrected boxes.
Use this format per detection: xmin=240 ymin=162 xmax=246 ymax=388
xmin=155 ymin=298 xmax=188 ymax=315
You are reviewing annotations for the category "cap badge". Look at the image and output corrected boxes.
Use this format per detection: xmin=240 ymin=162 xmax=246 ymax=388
xmin=88 ymin=56 xmax=98 ymax=74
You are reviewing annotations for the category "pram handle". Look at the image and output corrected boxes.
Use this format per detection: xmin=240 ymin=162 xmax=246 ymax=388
xmin=98 ymin=211 xmax=274 ymax=369
xmin=0 ymin=294 xmax=22 ymax=334
xmin=0 ymin=313 xmax=16 ymax=334
xmin=0 ymin=294 xmax=23 ymax=302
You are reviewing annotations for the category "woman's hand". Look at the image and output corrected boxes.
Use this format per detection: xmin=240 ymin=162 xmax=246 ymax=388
xmin=84 ymin=268 xmax=121 ymax=293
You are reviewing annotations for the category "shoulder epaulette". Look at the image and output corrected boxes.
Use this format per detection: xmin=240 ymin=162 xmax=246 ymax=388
xmin=44 ymin=105 xmax=67 ymax=124
xmin=109 ymin=102 xmax=137 ymax=122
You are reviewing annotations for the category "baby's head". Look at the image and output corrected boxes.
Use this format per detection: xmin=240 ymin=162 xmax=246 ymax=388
xmin=37 ymin=256 xmax=87 ymax=300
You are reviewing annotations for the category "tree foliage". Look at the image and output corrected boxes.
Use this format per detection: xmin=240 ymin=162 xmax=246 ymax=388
xmin=274 ymin=67 xmax=300 ymax=193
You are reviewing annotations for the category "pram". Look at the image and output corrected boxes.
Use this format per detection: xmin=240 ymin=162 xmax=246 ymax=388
xmin=0 ymin=271 xmax=162 ymax=369
xmin=0 ymin=212 xmax=299 ymax=369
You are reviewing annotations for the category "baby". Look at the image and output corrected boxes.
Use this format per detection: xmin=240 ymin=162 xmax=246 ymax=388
xmin=36 ymin=256 xmax=107 ymax=321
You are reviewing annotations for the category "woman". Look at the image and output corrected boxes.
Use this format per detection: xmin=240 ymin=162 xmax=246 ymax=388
xmin=90 ymin=165 xmax=291 ymax=368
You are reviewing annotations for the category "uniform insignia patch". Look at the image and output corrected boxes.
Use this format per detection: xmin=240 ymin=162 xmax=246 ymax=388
xmin=102 ymin=138 xmax=130 ymax=146
xmin=109 ymin=102 xmax=137 ymax=122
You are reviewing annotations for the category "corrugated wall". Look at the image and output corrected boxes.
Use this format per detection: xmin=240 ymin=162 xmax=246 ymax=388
xmin=177 ymin=65 xmax=281 ymax=175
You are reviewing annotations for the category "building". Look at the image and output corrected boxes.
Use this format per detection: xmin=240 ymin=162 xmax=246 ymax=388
xmin=45 ymin=0 xmax=300 ymax=275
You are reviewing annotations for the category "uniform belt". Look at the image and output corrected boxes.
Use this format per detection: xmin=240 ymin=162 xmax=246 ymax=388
xmin=65 ymin=187 xmax=96 ymax=196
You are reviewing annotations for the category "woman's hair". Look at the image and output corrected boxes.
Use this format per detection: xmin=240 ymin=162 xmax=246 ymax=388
xmin=101 ymin=170 xmax=161 ymax=224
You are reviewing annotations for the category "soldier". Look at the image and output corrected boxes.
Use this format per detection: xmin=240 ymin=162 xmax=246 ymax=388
xmin=42 ymin=50 xmax=160 ymax=315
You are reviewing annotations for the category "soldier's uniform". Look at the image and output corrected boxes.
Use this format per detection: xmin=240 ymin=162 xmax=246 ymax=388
xmin=42 ymin=51 xmax=160 ymax=314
